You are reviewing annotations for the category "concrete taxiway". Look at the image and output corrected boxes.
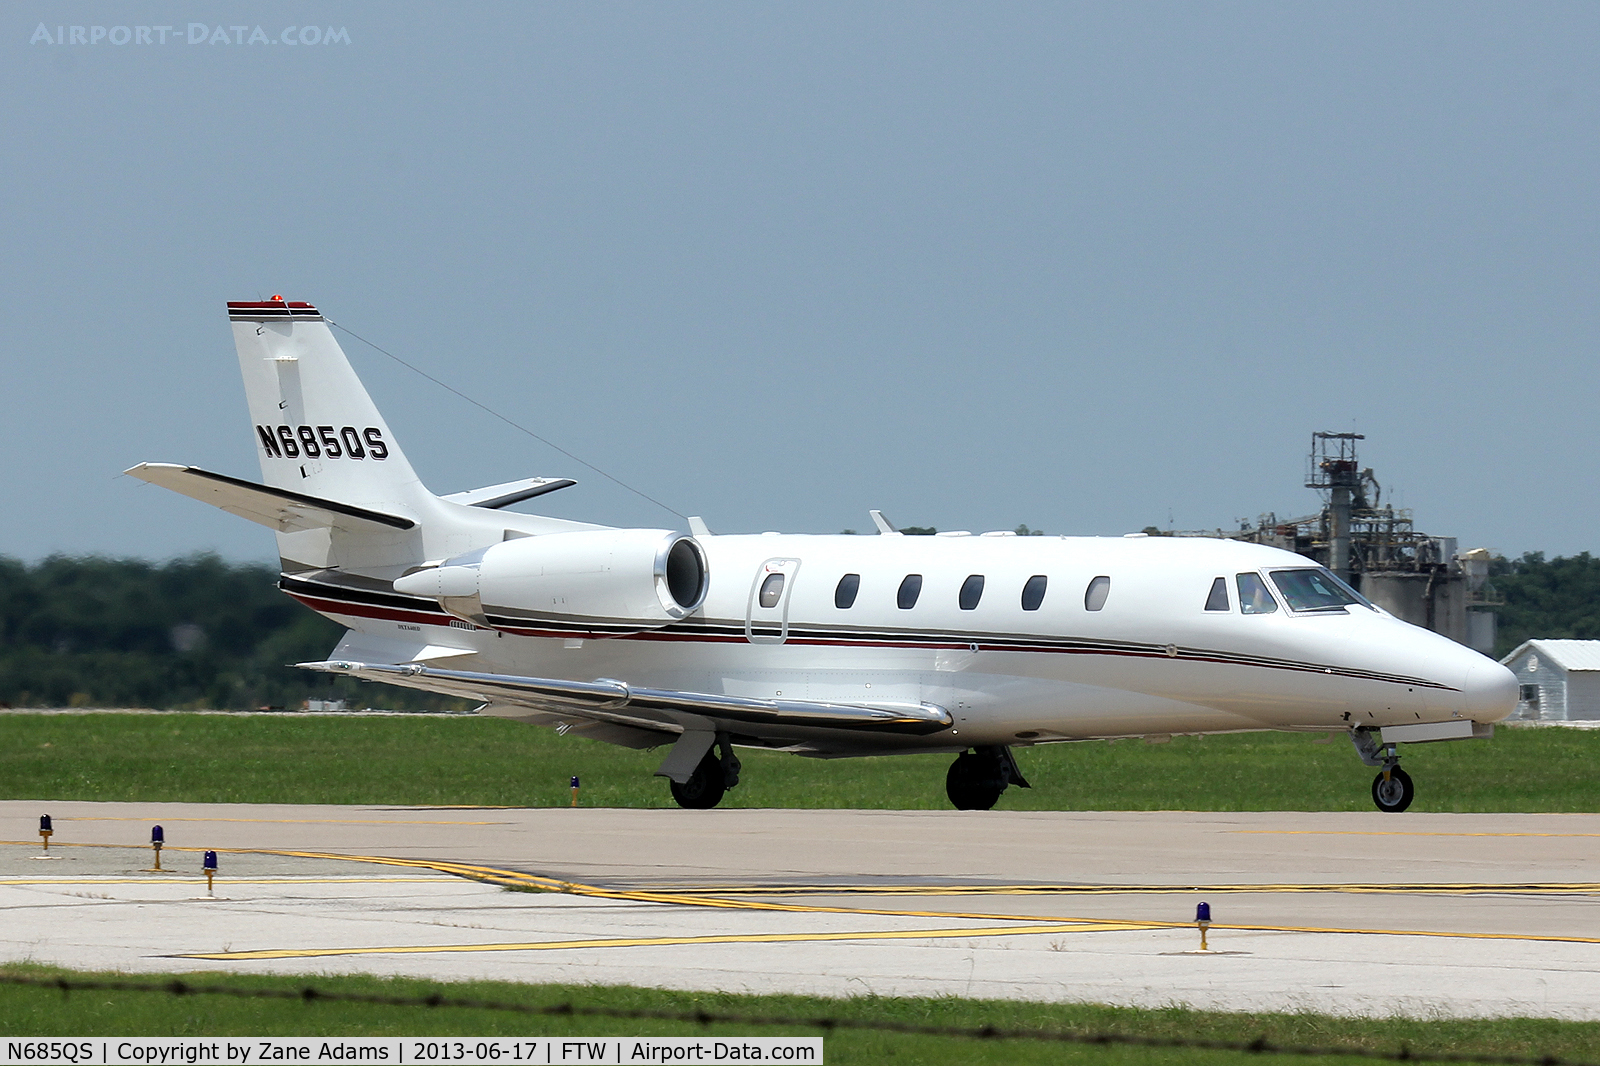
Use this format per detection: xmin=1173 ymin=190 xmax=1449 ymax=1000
xmin=6 ymin=801 xmax=1600 ymax=1018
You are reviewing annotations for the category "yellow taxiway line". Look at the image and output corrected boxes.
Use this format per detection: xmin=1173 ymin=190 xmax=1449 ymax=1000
xmin=0 ymin=877 xmax=448 ymax=886
xmin=666 ymin=882 xmax=1600 ymax=897
xmin=1235 ymin=830 xmax=1600 ymax=838
xmin=181 ymin=921 xmax=1154 ymax=960
xmin=183 ymin=918 xmax=1600 ymax=962
xmin=51 ymin=816 xmax=507 ymax=826
xmin=11 ymin=840 xmax=1599 ymax=902
xmin=18 ymin=841 xmax=1600 ymax=956
xmin=1 ymin=841 xmax=467 ymax=860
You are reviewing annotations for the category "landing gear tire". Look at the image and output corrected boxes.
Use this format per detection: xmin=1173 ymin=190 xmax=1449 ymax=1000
xmin=945 ymin=751 xmax=1005 ymax=811
xmin=670 ymin=750 xmax=727 ymax=810
xmin=1371 ymin=765 xmax=1414 ymax=813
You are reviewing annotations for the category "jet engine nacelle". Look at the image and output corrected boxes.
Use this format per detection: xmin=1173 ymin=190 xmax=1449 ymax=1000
xmin=393 ymin=528 xmax=708 ymax=636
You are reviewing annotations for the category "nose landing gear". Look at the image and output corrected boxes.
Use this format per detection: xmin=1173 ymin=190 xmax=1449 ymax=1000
xmin=1351 ymin=726 xmax=1414 ymax=813
xmin=1371 ymin=765 xmax=1414 ymax=813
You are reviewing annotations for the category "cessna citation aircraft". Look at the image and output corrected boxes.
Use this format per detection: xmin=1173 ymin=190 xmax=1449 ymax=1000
xmin=128 ymin=299 xmax=1517 ymax=812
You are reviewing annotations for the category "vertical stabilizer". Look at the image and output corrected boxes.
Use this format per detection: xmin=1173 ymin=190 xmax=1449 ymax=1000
xmin=229 ymin=299 xmax=430 ymax=514
xmin=132 ymin=299 xmax=592 ymax=580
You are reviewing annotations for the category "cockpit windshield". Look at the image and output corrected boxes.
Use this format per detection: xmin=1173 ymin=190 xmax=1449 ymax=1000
xmin=1268 ymin=568 xmax=1372 ymax=612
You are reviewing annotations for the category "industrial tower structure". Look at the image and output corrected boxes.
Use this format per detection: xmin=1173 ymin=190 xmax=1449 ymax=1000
xmin=1170 ymin=433 xmax=1498 ymax=653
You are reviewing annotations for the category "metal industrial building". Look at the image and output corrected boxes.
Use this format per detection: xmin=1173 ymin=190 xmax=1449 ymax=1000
xmin=1500 ymin=639 xmax=1600 ymax=722
xmin=1168 ymin=432 xmax=1499 ymax=653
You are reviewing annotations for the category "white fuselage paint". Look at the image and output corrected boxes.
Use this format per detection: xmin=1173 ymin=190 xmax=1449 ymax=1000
xmin=308 ymin=530 xmax=1515 ymax=755
xmin=139 ymin=300 xmax=1514 ymax=761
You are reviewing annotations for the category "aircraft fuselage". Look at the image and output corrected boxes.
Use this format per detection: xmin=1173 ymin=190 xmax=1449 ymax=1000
xmin=290 ymin=529 xmax=1512 ymax=756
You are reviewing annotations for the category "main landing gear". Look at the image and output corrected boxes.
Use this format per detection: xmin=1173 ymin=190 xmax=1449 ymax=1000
xmin=668 ymin=734 xmax=742 ymax=809
xmin=664 ymin=737 xmax=1036 ymax=811
xmin=945 ymin=746 xmax=1031 ymax=810
xmin=1351 ymin=726 xmax=1414 ymax=813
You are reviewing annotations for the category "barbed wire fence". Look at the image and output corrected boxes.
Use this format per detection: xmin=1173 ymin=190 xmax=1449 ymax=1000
xmin=3 ymin=973 xmax=1594 ymax=1065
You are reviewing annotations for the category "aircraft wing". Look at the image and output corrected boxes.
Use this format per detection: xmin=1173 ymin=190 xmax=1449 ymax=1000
xmin=125 ymin=463 xmax=415 ymax=533
xmin=298 ymin=659 xmax=954 ymax=737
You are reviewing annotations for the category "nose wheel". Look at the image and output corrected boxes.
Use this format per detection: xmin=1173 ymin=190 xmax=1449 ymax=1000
xmin=1371 ymin=765 xmax=1414 ymax=813
xmin=1351 ymin=726 xmax=1416 ymax=813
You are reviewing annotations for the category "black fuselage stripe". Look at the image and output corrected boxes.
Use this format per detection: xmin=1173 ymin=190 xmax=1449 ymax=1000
xmin=282 ymin=577 xmax=1455 ymax=691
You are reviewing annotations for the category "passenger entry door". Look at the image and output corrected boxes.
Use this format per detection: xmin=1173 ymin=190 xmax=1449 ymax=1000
xmin=746 ymin=558 xmax=800 ymax=644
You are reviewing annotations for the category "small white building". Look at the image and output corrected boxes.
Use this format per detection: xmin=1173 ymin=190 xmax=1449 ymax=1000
xmin=1500 ymin=640 xmax=1600 ymax=721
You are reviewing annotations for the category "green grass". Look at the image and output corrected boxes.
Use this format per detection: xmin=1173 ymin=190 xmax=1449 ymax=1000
xmin=6 ymin=727 xmax=1598 ymax=1059
xmin=2 ymin=713 xmax=1599 ymax=811
xmin=4 ymin=964 xmax=1599 ymax=1063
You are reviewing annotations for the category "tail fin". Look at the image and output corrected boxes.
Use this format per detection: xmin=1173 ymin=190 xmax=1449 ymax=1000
xmin=230 ymin=299 xmax=429 ymax=513
xmin=130 ymin=298 xmax=595 ymax=577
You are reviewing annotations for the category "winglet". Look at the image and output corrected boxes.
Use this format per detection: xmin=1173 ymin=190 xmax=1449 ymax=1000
xmin=687 ymin=516 xmax=714 ymax=537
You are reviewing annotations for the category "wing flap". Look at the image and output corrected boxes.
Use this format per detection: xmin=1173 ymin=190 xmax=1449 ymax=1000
xmin=126 ymin=463 xmax=415 ymax=533
xmin=327 ymin=631 xmax=476 ymax=666
xmin=477 ymin=703 xmax=674 ymax=749
xmin=299 ymin=659 xmax=953 ymax=736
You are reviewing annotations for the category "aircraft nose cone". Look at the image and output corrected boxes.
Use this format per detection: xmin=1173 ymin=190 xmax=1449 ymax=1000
xmin=1463 ymin=659 xmax=1518 ymax=722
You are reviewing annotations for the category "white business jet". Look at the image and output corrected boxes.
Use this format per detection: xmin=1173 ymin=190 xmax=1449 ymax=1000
xmin=127 ymin=299 xmax=1517 ymax=812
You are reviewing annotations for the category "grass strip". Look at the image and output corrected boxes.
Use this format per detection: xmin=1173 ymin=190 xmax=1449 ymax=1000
xmin=4 ymin=963 xmax=1600 ymax=1064
xmin=3 ymin=713 xmax=1600 ymax=811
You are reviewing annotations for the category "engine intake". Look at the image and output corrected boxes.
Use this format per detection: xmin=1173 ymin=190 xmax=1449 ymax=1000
xmin=393 ymin=529 xmax=708 ymax=636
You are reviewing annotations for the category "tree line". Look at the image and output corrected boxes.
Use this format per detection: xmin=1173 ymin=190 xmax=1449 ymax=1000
xmin=0 ymin=555 xmax=452 ymax=710
xmin=1489 ymin=552 xmax=1600 ymax=657
xmin=0 ymin=550 xmax=1593 ymax=709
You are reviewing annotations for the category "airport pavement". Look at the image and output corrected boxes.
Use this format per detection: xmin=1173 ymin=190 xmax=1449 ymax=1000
xmin=6 ymin=801 xmax=1600 ymax=1018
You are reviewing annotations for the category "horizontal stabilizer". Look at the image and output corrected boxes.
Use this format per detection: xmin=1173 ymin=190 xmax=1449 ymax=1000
xmin=440 ymin=476 xmax=577 ymax=509
xmin=125 ymin=463 xmax=415 ymax=533
xmin=299 ymin=660 xmax=954 ymax=736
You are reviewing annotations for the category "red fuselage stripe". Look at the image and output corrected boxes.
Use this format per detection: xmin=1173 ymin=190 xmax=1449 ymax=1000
xmin=287 ymin=591 xmax=1456 ymax=688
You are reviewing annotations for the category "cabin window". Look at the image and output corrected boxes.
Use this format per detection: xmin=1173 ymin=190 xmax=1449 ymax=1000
xmin=1269 ymin=568 xmax=1370 ymax=612
xmin=1237 ymin=572 xmax=1278 ymax=614
xmin=897 ymin=574 xmax=923 ymax=609
xmin=959 ymin=574 xmax=985 ymax=610
xmin=1204 ymin=576 xmax=1230 ymax=611
xmin=1021 ymin=574 xmax=1048 ymax=611
xmin=834 ymin=573 xmax=860 ymax=609
xmin=757 ymin=573 xmax=785 ymax=609
xmin=1084 ymin=575 xmax=1111 ymax=611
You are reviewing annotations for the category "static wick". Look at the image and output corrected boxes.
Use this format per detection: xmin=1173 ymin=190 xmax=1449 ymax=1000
xmin=1196 ymin=901 xmax=1211 ymax=952
xmin=570 ymin=776 xmax=580 ymax=808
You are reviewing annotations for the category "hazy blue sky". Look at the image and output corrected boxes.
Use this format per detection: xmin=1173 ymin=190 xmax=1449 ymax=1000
xmin=7 ymin=2 xmax=1597 ymax=561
